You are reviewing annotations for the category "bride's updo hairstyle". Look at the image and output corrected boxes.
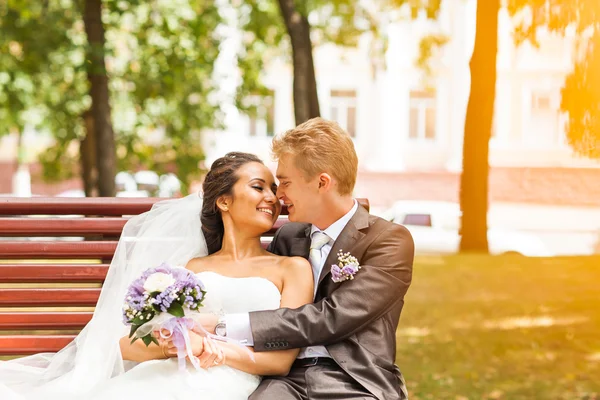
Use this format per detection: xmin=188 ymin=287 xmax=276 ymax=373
xmin=201 ymin=152 xmax=264 ymax=254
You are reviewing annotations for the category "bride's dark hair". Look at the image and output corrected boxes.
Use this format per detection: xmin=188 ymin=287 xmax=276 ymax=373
xmin=201 ymin=152 xmax=264 ymax=254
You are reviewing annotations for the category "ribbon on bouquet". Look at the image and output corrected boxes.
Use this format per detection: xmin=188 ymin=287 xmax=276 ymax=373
xmin=158 ymin=316 xmax=255 ymax=372
xmin=159 ymin=317 xmax=201 ymax=371
xmin=190 ymin=320 xmax=256 ymax=362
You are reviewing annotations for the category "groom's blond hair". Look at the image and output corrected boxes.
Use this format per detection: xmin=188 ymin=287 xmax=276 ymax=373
xmin=271 ymin=117 xmax=358 ymax=196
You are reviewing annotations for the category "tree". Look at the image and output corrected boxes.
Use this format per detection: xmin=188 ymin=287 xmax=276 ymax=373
xmin=0 ymin=1 xmax=88 ymax=185
xmin=234 ymin=0 xmax=368 ymax=125
xmin=105 ymin=0 xmax=222 ymax=194
xmin=236 ymin=0 xmax=444 ymax=126
xmin=1 ymin=0 xmax=224 ymax=195
xmin=459 ymin=0 xmax=500 ymax=253
xmin=84 ymin=0 xmax=116 ymax=196
xmin=277 ymin=0 xmax=320 ymax=124
xmin=460 ymin=0 xmax=599 ymax=252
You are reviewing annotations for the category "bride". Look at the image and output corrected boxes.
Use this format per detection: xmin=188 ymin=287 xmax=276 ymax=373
xmin=0 ymin=152 xmax=314 ymax=400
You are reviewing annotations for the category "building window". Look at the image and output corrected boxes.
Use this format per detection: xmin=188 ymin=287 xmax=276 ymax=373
xmin=247 ymin=90 xmax=275 ymax=137
xmin=527 ymin=90 xmax=562 ymax=146
xmin=409 ymin=91 xmax=436 ymax=140
xmin=330 ymin=89 xmax=357 ymax=137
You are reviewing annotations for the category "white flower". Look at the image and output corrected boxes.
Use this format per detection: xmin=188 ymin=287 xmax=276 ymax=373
xmin=143 ymin=272 xmax=175 ymax=292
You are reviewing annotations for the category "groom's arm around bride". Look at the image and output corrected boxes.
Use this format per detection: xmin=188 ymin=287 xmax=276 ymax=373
xmin=247 ymin=118 xmax=414 ymax=400
xmin=251 ymin=207 xmax=414 ymax=400
xmin=201 ymin=118 xmax=414 ymax=400
xmin=255 ymin=215 xmax=413 ymax=352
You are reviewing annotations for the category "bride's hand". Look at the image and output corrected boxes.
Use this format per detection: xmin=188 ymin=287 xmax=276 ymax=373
xmin=186 ymin=329 xmax=206 ymax=358
xmin=197 ymin=337 xmax=226 ymax=369
xmin=153 ymin=329 xmax=207 ymax=360
xmin=153 ymin=329 xmax=177 ymax=358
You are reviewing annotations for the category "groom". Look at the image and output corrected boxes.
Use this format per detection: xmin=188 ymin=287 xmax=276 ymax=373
xmin=218 ymin=118 xmax=413 ymax=399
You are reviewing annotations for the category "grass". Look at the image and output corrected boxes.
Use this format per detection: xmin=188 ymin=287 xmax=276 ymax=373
xmin=3 ymin=254 xmax=599 ymax=398
xmin=397 ymin=254 xmax=600 ymax=400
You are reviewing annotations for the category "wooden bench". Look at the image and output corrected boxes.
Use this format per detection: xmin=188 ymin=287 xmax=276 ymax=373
xmin=0 ymin=196 xmax=369 ymax=358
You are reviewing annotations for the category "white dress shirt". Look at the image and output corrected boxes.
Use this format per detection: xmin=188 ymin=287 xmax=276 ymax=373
xmin=226 ymin=200 xmax=359 ymax=360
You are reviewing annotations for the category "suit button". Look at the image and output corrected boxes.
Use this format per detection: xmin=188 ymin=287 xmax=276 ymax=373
xmin=265 ymin=343 xmax=272 ymax=349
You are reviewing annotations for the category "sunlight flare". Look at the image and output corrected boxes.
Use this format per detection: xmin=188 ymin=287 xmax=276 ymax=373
xmin=482 ymin=316 xmax=588 ymax=330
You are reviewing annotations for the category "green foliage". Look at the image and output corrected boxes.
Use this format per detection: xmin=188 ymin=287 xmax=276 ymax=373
xmin=1 ymin=0 xmax=224 ymax=192
xmin=561 ymin=32 xmax=600 ymax=159
xmin=416 ymin=33 xmax=449 ymax=85
xmin=506 ymin=0 xmax=600 ymax=159
xmin=508 ymin=0 xmax=599 ymax=45
xmin=232 ymin=0 xmax=444 ymax=116
xmin=388 ymin=0 xmax=442 ymax=19
xmin=0 ymin=1 xmax=88 ymax=140
xmin=105 ymin=0 xmax=222 ymax=191
xmin=233 ymin=0 xmax=375 ymax=112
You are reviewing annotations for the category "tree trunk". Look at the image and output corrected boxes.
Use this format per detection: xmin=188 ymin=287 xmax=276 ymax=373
xmin=80 ymin=111 xmax=98 ymax=197
xmin=459 ymin=0 xmax=499 ymax=253
xmin=15 ymin=128 xmax=24 ymax=170
xmin=277 ymin=0 xmax=320 ymax=124
xmin=83 ymin=0 xmax=116 ymax=196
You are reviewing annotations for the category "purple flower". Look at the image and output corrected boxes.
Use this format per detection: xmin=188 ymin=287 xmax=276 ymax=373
xmin=122 ymin=263 xmax=207 ymax=325
xmin=341 ymin=263 xmax=359 ymax=276
xmin=330 ymin=251 xmax=361 ymax=283
xmin=331 ymin=264 xmax=343 ymax=282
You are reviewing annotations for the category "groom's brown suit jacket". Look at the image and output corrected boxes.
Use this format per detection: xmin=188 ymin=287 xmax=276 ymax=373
xmin=250 ymin=205 xmax=414 ymax=400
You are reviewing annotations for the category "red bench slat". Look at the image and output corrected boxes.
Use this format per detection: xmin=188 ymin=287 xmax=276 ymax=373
xmin=0 ymin=241 xmax=117 ymax=259
xmin=0 ymin=217 xmax=284 ymax=236
xmin=0 ymin=196 xmax=369 ymax=357
xmin=0 ymin=335 xmax=76 ymax=355
xmin=0 ymin=218 xmax=127 ymax=236
xmin=0 ymin=264 xmax=109 ymax=283
xmin=0 ymin=288 xmax=101 ymax=307
xmin=0 ymin=312 xmax=92 ymax=329
xmin=0 ymin=197 xmax=161 ymax=216
xmin=0 ymin=197 xmax=368 ymax=216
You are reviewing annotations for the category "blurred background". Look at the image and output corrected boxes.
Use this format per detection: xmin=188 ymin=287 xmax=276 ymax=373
xmin=1 ymin=0 xmax=599 ymax=398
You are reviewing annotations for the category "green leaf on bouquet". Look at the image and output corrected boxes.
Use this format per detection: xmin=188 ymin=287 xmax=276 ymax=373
xmin=129 ymin=323 xmax=140 ymax=338
xmin=168 ymin=302 xmax=184 ymax=317
xmin=149 ymin=335 xmax=159 ymax=347
xmin=141 ymin=334 xmax=154 ymax=347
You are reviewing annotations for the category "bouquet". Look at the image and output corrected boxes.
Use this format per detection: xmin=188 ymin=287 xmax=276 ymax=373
xmin=122 ymin=263 xmax=207 ymax=370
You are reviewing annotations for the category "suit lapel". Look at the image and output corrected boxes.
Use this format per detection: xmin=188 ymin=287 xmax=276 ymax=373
xmin=290 ymin=225 xmax=311 ymax=259
xmin=317 ymin=206 xmax=370 ymax=287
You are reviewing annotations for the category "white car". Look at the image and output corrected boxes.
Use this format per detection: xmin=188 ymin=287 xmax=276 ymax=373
xmin=380 ymin=201 xmax=553 ymax=257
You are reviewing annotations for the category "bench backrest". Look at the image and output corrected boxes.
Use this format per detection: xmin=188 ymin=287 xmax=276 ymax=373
xmin=0 ymin=197 xmax=368 ymax=357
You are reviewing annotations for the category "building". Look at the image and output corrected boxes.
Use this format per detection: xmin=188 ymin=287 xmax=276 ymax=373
xmin=202 ymin=0 xmax=600 ymax=209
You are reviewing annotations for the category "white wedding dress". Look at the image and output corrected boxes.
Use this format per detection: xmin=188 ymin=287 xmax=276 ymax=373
xmin=1 ymin=271 xmax=281 ymax=400
xmin=0 ymin=194 xmax=282 ymax=400
xmin=89 ymin=271 xmax=281 ymax=400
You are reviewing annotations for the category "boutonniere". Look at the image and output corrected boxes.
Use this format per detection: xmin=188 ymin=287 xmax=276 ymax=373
xmin=331 ymin=250 xmax=361 ymax=283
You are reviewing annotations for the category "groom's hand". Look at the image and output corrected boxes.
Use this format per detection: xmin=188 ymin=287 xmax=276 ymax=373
xmin=192 ymin=313 xmax=219 ymax=335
